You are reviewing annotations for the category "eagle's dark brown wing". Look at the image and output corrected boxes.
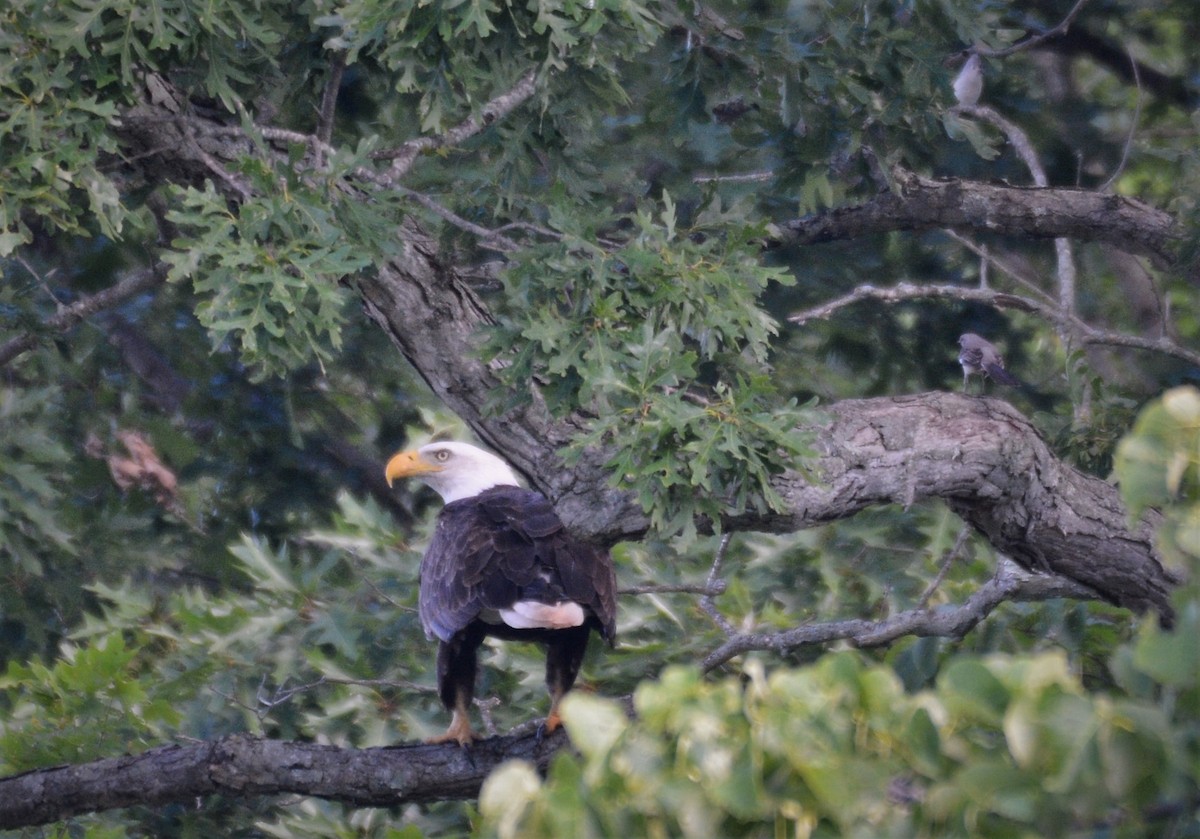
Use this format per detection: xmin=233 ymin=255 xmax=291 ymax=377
xmin=418 ymin=485 xmax=617 ymax=644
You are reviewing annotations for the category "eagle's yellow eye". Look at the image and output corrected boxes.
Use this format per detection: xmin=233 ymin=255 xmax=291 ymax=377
xmin=434 ymin=450 xmax=450 ymax=462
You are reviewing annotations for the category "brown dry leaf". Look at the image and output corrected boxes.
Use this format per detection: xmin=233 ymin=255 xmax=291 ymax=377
xmin=103 ymin=429 xmax=180 ymax=504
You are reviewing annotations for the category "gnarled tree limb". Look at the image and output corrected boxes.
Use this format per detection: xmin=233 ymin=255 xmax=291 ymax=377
xmin=0 ymin=729 xmax=568 ymax=830
xmin=770 ymin=169 xmax=1181 ymax=269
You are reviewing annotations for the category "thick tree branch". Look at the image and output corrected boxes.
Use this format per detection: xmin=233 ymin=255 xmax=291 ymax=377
xmin=769 ymin=170 xmax=1182 ymax=270
xmin=0 ymin=729 xmax=569 ymax=830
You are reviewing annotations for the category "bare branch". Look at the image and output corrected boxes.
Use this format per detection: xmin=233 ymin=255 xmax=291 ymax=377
xmin=701 ymin=559 xmax=1103 ymax=672
xmin=692 ymin=170 xmax=773 ymax=184
xmin=976 ymin=0 xmax=1093 ymax=59
xmin=916 ymin=523 xmax=972 ymax=608
xmin=0 ymin=265 xmax=167 ymax=369
xmin=786 ymin=279 xmax=1200 ymax=369
xmin=620 ymin=582 xmax=727 ymax=596
xmin=699 ymin=533 xmax=737 ymax=636
xmin=787 ymin=281 xmax=1050 ymax=327
xmin=374 ymin=69 xmax=540 ymax=182
xmin=941 ymin=230 xmax=1058 ymax=305
xmin=1098 ymin=47 xmax=1143 ymax=192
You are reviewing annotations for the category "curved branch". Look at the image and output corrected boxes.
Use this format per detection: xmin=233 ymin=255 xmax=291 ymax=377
xmin=770 ymin=170 xmax=1181 ymax=269
xmin=373 ymin=68 xmax=540 ymax=182
xmin=0 ymin=729 xmax=569 ymax=830
xmin=702 ymin=559 xmax=1102 ymax=671
xmin=977 ymin=0 xmax=1092 ymax=58
xmin=786 ymin=280 xmax=1200 ymax=369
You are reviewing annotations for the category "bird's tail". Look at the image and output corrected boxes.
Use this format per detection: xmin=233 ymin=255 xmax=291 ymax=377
xmin=983 ymin=362 xmax=1022 ymax=388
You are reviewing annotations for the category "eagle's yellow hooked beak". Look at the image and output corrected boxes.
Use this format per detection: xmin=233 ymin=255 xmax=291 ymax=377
xmin=385 ymin=449 xmax=442 ymax=487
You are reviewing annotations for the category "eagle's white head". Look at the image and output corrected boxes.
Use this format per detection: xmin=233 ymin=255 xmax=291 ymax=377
xmin=384 ymin=441 xmax=521 ymax=503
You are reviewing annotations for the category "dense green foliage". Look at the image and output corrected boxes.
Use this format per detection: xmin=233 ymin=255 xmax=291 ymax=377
xmin=490 ymin=197 xmax=812 ymax=536
xmin=1 ymin=0 xmax=1198 ymax=835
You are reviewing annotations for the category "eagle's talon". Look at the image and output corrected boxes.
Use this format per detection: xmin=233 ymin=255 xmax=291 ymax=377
xmin=426 ymin=710 xmax=478 ymax=748
xmin=537 ymin=709 xmax=562 ymax=744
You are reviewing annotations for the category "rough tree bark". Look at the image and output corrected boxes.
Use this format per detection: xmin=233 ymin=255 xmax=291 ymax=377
xmin=0 ymin=729 xmax=567 ymax=830
xmin=772 ymin=169 xmax=1183 ymax=272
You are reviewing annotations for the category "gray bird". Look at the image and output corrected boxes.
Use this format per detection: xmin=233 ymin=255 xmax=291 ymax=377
xmin=958 ymin=333 xmax=1021 ymax=392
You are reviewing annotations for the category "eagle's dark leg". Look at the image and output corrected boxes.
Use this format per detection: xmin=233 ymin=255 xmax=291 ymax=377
xmin=542 ymin=625 xmax=591 ymax=735
xmin=431 ymin=623 xmax=487 ymax=746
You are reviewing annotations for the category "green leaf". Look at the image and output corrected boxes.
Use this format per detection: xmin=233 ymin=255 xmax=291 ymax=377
xmin=561 ymin=692 xmax=628 ymax=762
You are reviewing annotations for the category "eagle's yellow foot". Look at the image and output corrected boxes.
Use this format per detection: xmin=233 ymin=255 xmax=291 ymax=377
xmin=537 ymin=696 xmax=565 ymax=743
xmin=427 ymin=708 xmax=477 ymax=746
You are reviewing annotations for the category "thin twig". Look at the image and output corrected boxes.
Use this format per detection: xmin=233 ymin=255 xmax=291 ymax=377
xmin=1098 ymin=47 xmax=1143 ymax=192
xmin=699 ymin=533 xmax=736 ymax=636
xmin=976 ymin=0 xmax=1093 ymax=59
xmin=916 ymin=524 xmax=972 ymax=608
xmin=941 ymin=230 xmax=1058 ymax=306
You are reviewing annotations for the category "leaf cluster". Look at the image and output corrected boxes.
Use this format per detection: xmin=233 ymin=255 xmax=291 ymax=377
xmin=1114 ymin=385 xmax=1200 ymax=574
xmin=0 ymin=386 xmax=73 ymax=574
xmin=164 ymin=180 xmax=373 ymax=379
xmin=482 ymin=646 xmax=1198 ymax=838
xmin=0 ymin=632 xmax=184 ymax=771
xmin=0 ymin=0 xmax=306 ymax=254
xmin=0 ymin=48 xmax=123 ymax=253
xmin=489 ymin=197 xmax=811 ymax=537
xmin=319 ymin=0 xmax=663 ymax=134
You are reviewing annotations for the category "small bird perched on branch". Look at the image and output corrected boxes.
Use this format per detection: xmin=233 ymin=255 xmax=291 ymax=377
xmin=953 ymin=53 xmax=983 ymax=107
xmin=958 ymin=333 xmax=1021 ymax=393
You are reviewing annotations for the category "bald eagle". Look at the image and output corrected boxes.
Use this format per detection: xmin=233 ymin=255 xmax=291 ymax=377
xmin=385 ymin=441 xmax=617 ymax=745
